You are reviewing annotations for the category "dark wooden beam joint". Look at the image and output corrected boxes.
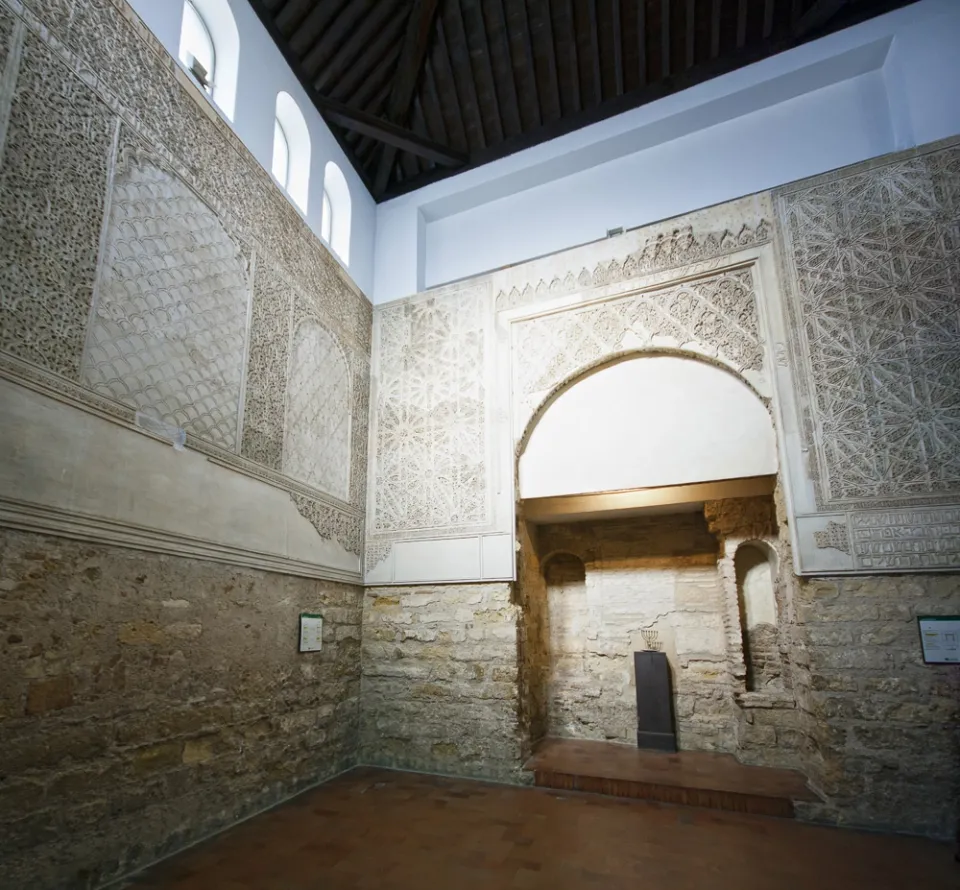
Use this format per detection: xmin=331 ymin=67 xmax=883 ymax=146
xmin=321 ymin=98 xmax=466 ymax=166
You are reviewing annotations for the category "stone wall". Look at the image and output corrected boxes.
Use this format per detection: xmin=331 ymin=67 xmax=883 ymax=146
xmin=0 ymin=530 xmax=362 ymax=890
xmin=360 ymin=584 xmax=525 ymax=783
xmin=527 ymin=513 xmax=740 ymax=752
xmin=793 ymin=574 xmax=960 ymax=839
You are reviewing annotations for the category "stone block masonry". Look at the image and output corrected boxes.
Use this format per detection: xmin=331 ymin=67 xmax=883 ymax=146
xmin=361 ymin=584 xmax=526 ymax=783
xmin=793 ymin=573 xmax=960 ymax=839
xmin=0 ymin=530 xmax=363 ymax=890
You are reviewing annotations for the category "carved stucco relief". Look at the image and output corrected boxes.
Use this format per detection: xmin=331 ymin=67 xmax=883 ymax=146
xmin=777 ymin=145 xmax=960 ymax=507
xmin=776 ymin=139 xmax=960 ymax=572
xmin=0 ymin=0 xmax=370 ymax=569
xmin=511 ymin=267 xmax=764 ymax=436
xmin=496 ymin=219 xmax=771 ymax=312
xmin=0 ymin=29 xmax=115 ymax=380
xmin=283 ymin=319 xmax=351 ymax=501
xmin=240 ymin=255 xmax=291 ymax=471
xmin=370 ymin=284 xmax=489 ymax=536
xmin=82 ymin=142 xmax=251 ymax=451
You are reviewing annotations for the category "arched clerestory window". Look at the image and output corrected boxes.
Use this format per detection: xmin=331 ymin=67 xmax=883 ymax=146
xmin=273 ymin=92 xmax=311 ymax=213
xmin=178 ymin=0 xmax=239 ymax=121
xmin=322 ymin=161 xmax=351 ymax=265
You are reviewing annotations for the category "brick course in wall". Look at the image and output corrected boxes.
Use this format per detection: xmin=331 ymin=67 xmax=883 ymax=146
xmin=0 ymin=530 xmax=362 ymax=890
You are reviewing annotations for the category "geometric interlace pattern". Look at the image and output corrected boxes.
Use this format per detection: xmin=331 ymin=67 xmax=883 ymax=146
xmin=779 ymin=148 xmax=960 ymax=504
xmin=373 ymin=289 xmax=486 ymax=533
xmin=283 ymin=319 xmax=351 ymax=501
xmin=81 ymin=158 xmax=249 ymax=450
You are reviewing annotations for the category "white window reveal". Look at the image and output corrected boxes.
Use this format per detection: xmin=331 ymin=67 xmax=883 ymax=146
xmin=273 ymin=92 xmax=311 ymax=213
xmin=322 ymin=161 xmax=351 ymax=265
xmin=273 ymin=117 xmax=291 ymax=192
xmin=179 ymin=1 xmax=215 ymax=92
xmin=177 ymin=0 xmax=239 ymax=121
xmin=321 ymin=188 xmax=332 ymax=244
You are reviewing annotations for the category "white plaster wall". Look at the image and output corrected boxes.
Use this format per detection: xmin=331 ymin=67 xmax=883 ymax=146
xmin=125 ymin=0 xmax=376 ymax=296
xmin=0 ymin=381 xmax=360 ymax=579
xmin=373 ymin=0 xmax=960 ymax=304
xmin=520 ymin=357 xmax=777 ymax=499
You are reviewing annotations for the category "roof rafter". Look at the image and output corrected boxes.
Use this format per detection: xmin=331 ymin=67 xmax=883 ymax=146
xmin=373 ymin=0 xmax=444 ymax=195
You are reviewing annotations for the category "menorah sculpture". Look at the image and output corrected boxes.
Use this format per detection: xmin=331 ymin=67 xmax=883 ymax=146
xmin=634 ymin=627 xmax=676 ymax=752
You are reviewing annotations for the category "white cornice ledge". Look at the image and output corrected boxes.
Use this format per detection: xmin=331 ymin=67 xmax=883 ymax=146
xmin=0 ymin=497 xmax=362 ymax=586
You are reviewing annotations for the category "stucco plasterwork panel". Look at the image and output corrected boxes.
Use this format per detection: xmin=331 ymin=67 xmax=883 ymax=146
xmin=240 ymin=256 xmax=291 ymax=470
xmin=0 ymin=30 xmax=114 ymax=380
xmin=369 ymin=283 xmax=491 ymax=539
xmin=511 ymin=267 xmax=764 ymax=437
xmin=283 ymin=319 xmax=351 ymax=501
xmin=776 ymin=138 xmax=960 ymax=574
xmin=492 ymin=195 xmax=772 ymax=312
xmin=0 ymin=0 xmax=371 ymax=579
xmin=81 ymin=145 xmax=251 ymax=450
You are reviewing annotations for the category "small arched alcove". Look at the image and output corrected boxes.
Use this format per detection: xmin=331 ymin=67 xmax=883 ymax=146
xmin=735 ymin=542 xmax=781 ymax=691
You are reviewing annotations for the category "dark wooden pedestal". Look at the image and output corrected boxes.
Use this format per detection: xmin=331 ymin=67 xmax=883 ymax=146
xmin=634 ymin=650 xmax=677 ymax=752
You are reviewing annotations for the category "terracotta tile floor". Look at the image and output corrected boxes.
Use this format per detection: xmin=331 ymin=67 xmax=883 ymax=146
xmin=125 ymin=767 xmax=957 ymax=890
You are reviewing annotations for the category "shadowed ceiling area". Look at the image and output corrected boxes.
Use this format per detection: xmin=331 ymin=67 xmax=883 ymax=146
xmin=246 ymin=0 xmax=919 ymax=201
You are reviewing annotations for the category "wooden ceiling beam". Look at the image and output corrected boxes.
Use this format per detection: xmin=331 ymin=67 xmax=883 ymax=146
xmin=287 ymin=0 xmax=350 ymax=57
xmin=445 ymin=0 xmax=489 ymax=149
xmin=564 ymin=0 xmax=582 ymax=112
xmin=337 ymin=32 xmax=404 ymax=106
xmin=487 ymin=0 xmax=523 ymax=136
xmin=379 ymin=19 xmax=835 ymax=199
xmin=710 ymin=0 xmax=722 ymax=59
xmin=321 ymin=96 xmax=467 ymax=166
xmin=637 ymin=0 xmax=647 ymax=86
xmin=796 ymin=0 xmax=849 ymax=36
xmin=300 ymin=0 xmax=377 ymax=79
xmin=763 ymin=0 xmax=775 ymax=40
xmin=463 ymin=0 xmax=506 ymax=143
xmin=587 ymin=0 xmax=603 ymax=106
xmin=312 ymin=0 xmax=404 ymax=93
xmin=611 ymin=0 xmax=623 ymax=96
xmin=737 ymin=0 xmax=748 ymax=49
xmin=430 ymin=18 xmax=470 ymax=151
xmin=660 ymin=0 xmax=671 ymax=78
xmin=372 ymin=0 xmax=442 ymax=196
xmin=535 ymin=0 xmax=562 ymax=122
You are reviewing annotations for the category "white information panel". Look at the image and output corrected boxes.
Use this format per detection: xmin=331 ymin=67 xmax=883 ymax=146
xmin=299 ymin=613 xmax=323 ymax=652
xmin=918 ymin=617 xmax=960 ymax=664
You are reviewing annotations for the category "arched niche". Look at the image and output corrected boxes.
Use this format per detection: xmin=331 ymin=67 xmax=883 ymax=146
xmin=519 ymin=353 xmax=777 ymax=501
xmin=734 ymin=541 xmax=781 ymax=692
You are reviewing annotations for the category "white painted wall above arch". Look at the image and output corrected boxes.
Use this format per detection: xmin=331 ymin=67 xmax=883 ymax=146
xmin=519 ymin=355 xmax=777 ymax=501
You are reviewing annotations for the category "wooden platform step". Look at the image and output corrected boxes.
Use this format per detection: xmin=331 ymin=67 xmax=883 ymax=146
xmin=524 ymin=738 xmax=821 ymax=818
